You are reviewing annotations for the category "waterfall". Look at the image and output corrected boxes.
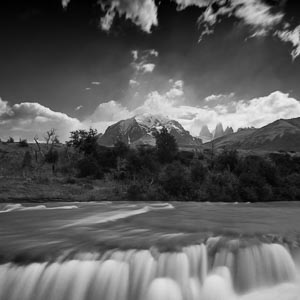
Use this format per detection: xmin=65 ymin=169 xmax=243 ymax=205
xmin=0 ymin=241 xmax=299 ymax=300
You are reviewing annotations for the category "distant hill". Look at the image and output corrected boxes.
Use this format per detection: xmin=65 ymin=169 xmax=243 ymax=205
xmin=207 ymin=117 xmax=300 ymax=152
xmin=98 ymin=113 xmax=202 ymax=148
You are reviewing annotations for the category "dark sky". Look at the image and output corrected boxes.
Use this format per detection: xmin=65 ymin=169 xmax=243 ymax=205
xmin=1 ymin=0 xmax=300 ymax=140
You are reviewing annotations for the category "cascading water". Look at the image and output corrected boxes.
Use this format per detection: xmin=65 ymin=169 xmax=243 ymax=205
xmin=0 ymin=239 xmax=299 ymax=300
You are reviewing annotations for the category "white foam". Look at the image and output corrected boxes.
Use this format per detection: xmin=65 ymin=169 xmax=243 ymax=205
xmin=0 ymin=203 xmax=78 ymax=213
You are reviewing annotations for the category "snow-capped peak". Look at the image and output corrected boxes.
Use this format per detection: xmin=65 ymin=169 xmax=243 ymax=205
xmin=135 ymin=113 xmax=170 ymax=128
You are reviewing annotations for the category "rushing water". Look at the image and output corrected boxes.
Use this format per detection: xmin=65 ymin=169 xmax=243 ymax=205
xmin=0 ymin=201 xmax=300 ymax=300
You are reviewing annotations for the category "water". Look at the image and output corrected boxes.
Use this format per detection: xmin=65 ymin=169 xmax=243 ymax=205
xmin=0 ymin=201 xmax=300 ymax=300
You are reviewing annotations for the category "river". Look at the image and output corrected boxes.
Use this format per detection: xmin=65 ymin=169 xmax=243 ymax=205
xmin=0 ymin=201 xmax=300 ymax=300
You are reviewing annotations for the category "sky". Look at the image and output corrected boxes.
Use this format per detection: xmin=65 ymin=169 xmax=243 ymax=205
xmin=1 ymin=0 xmax=300 ymax=141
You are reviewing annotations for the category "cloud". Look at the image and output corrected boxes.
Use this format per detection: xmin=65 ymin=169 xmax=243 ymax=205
xmin=91 ymin=81 xmax=101 ymax=85
xmin=75 ymin=105 xmax=83 ymax=111
xmin=138 ymin=63 xmax=155 ymax=73
xmin=129 ymin=79 xmax=140 ymax=87
xmin=174 ymin=0 xmax=284 ymax=36
xmin=83 ymin=80 xmax=300 ymax=137
xmin=131 ymin=49 xmax=158 ymax=81
xmin=100 ymin=0 xmax=158 ymax=33
xmin=85 ymin=100 xmax=133 ymax=133
xmin=276 ymin=26 xmax=300 ymax=60
xmin=62 ymin=0 xmax=299 ymax=58
xmin=0 ymin=98 xmax=82 ymax=142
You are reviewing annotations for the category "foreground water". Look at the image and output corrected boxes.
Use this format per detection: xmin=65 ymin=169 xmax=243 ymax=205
xmin=0 ymin=201 xmax=300 ymax=300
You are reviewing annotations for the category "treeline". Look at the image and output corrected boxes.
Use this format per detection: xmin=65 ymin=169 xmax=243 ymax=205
xmin=4 ymin=127 xmax=300 ymax=202
xmin=64 ymin=127 xmax=300 ymax=202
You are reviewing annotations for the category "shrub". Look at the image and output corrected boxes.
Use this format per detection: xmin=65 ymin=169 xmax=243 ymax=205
xmin=159 ymin=161 xmax=194 ymax=199
xmin=19 ymin=139 xmax=29 ymax=147
xmin=190 ymin=159 xmax=206 ymax=183
xmin=6 ymin=137 xmax=14 ymax=143
xmin=204 ymin=171 xmax=240 ymax=202
xmin=76 ymin=157 xmax=104 ymax=179
xmin=127 ymin=183 xmax=145 ymax=200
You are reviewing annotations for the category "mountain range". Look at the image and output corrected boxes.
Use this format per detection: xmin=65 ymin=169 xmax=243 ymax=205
xmin=209 ymin=117 xmax=300 ymax=152
xmin=199 ymin=123 xmax=234 ymax=142
xmin=98 ymin=114 xmax=202 ymax=147
xmin=98 ymin=114 xmax=300 ymax=152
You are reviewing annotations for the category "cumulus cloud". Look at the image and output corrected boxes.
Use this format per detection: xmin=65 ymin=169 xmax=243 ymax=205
xmin=85 ymin=100 xmax=133 ymax=133
xmin=82 ymin=80 xmax=300 ymax=137
xmin=0 ymin=98 xmax=82 ymax=142
xmin=91 ymin=81 xmax=101 ymax=85
xmin=75 ymin=105 xmax=83 ymax=111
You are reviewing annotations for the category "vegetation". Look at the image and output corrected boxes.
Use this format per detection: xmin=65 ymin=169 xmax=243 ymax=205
xmin=1 ymin=126 xmax=300 ymax=202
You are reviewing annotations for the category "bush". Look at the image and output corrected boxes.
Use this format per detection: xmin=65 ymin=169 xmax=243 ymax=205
xmin=204 ymin=171 xmax=240 ymax=202
xmin=19 ymin=139 xmax=29 ymax=147
xmin=159 ymin=162 xmax=194 ymax=199
xmin=127 ymin=183 xmax=145 ymax=200
xmin=76 ymin=157 xmax=104 ymax=179
xmin=6 ymin=137 xmax=14 ymax=143
xmin=190 ymin=159 xmax=206 ymax=183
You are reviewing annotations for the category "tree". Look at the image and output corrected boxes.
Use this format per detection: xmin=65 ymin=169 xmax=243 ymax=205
xmin=69 ymin=128 xmax=98 ymax=155
xmin=215 ymin=149 xmax=239 ymax=172
xmin=44 ymin=128 xmax=60 ymax=150
xmin=154 ymin=127 xmax=178 ymax=163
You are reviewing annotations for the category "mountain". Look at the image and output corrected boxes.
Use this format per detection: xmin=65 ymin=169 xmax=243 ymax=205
xmin=240 ymin=118 xmax=300 ymax=151
xmin=224 ymin=126 xmax=234 ymax=136
xmin=98 ymin=114 xmax=202 ymax=147
xmin=213 ymin=123 xmax=224 ymax=139
xmin=207 ymin=117 xmax=300 ymax=152
xmin=199 ymin=125 xmax=213 ymax=143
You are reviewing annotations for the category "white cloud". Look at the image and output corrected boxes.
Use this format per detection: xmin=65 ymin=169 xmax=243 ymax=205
xmin=85 ymin=100 xmax=133 ymax=133
xmin=62 ymin=0 xmax=298 ymax=58
xmin=91 ymin=81 xmax=101 ymax=85
xmin=175 ymin=0 xmax=283 ymax=37
xmin=130 ymin=49 xmax=158 ymax=84
xmin=75 ymin=105 xmax=83 ymax=111
xmin=100 ymin=0 xmax=158 ymax=33
xmin=276 ymin=26 xmax=300 ymax=60
xmin=139 ymin=63 xmax=155 ymax=73
xmin=131 ymin=50 xmax=138 ymax=61
xmin=129 ymin=79 xmax=140 ymax=87
xmin=0 ymin=99 xmax=82 ymax=142
xmin=84 ymin=81 xmax=300 ymax=137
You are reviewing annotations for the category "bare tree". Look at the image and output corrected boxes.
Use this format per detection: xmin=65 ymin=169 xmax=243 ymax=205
xmin=44 ymin=128 xmax=60 ymax=150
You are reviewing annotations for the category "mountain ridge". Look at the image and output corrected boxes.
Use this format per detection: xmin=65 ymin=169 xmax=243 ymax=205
xmin=98 ymin=114 xmax=202 ymax=147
